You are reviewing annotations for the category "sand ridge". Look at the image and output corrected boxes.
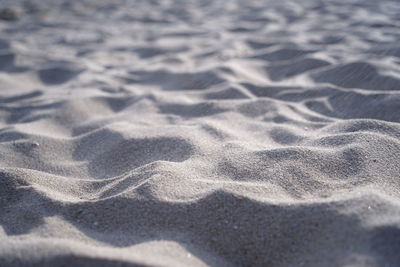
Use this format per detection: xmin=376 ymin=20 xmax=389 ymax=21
xmin=0 ymin=0 xmax=400 ymax=266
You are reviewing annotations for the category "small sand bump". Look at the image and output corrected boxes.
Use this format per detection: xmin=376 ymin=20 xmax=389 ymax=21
xmin=0 ymin=8 xmax=18 ymax=22
xmin=266 ymin=57 xmax=331 ymax=81
xmin=38 ymin=62 xmax=85 ymax=85
xmin=250 ymin=48 xmax=315 ymax=62
xmin=311 ymin=62 xmax=400 ymax=91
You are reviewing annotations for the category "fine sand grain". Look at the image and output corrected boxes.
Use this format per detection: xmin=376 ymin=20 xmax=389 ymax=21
xmin=1 ymin=0 xmax=400 ymax=266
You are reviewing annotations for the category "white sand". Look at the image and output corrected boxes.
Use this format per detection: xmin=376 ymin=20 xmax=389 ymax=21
xmin=1 ymin=0 xmax=400 ymax=266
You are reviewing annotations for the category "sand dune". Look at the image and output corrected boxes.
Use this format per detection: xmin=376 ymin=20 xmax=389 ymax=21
xmin=1 ymin=0 xmax=400 ymax=266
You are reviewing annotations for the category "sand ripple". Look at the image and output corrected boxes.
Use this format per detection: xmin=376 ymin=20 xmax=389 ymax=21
xmin=1 ymin=0 xmax=400 ymax=266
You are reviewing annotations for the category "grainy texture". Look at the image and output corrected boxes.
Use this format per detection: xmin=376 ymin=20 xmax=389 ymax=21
xmin=0 ymin=0 xmax=400 ymax=266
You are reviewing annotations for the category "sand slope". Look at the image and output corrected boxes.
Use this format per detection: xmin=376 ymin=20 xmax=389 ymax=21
xmin=1 ymin=0 xmax=400 ymax=266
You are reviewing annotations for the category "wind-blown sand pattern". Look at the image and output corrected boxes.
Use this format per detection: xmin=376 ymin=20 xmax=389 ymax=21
xmin=1 ymin=0 xmax=400 ymax=266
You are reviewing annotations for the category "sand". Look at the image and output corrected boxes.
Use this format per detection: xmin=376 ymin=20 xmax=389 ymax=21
xmin=0 ymin=0 xmax=400 ymax=266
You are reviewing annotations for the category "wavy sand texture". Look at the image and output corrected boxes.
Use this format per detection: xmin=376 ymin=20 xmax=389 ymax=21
xmin=1 ymin=0 xmax=400 ymax=266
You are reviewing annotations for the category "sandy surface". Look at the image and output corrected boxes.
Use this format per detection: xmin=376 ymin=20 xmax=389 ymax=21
xmin=1 ymin=0 xmax=400 ymax=266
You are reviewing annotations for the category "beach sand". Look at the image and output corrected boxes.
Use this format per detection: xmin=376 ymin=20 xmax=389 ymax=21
xmin=1 ymin=0 xmax=400 ymax=266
